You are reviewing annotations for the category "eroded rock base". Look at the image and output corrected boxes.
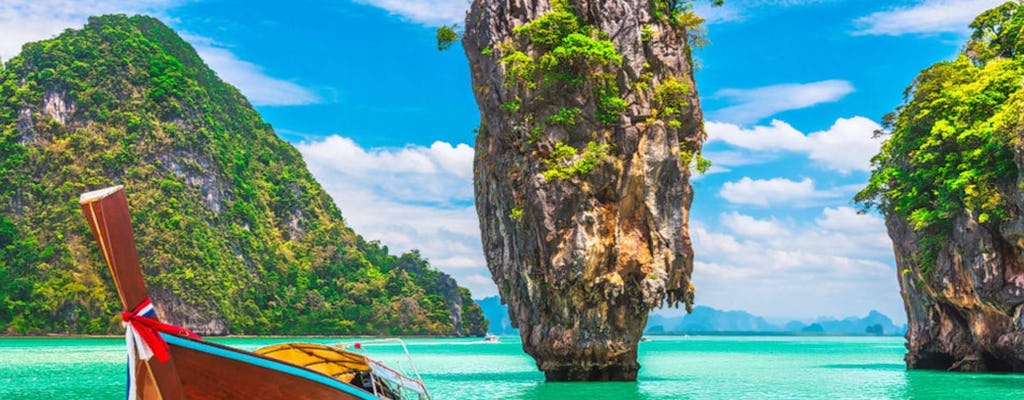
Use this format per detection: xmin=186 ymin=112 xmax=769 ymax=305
xmin=542 ymin=363 xmax=639 ymax=382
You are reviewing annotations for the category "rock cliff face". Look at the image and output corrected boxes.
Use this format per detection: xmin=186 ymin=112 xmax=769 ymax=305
xmin=889 ymin=211 xmax=1024 ymax=371
xmin=860 ymin=2 xmax=1024 ymax=372
xmin=464 ymin=0 xmax=706 ymax=380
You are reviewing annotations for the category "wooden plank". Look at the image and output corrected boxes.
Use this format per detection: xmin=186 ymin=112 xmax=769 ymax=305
xmin=167 ymin=338 xmax=369 ymax=400
xmin=80 ymin=186 xmax=187 ymax=400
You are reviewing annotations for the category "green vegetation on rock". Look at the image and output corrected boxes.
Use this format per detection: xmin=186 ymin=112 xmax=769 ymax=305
xmin=499 ymin=0 xmax=626 ymax=131
xmin=652 ymin=76 xmax=692 ymax=128
xmin=0 ymin=15 xmax=486 ymax=336
xmin=491 ymin=0 xmax=718 ymax=186
xmin=856 ymin=1 xmax=1023 ymax=271
xmin=651 ymin=0 xmax=721 ymax=47
xmin=548 ymin=107 xmax=582 ymax=126
xmin=436 ymin=24 xmax=461 ymax=51
xmin=509 ymin=207 xmax=524 ymax=221
xmin=542 ymin=141 xmax=613 ymax=181
xmin=678 ymin=148 xmax=712 ymax=175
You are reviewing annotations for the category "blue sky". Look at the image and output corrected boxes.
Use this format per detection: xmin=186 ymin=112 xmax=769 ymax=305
xmin=1 ymin=0 xmax=1005 ymax=322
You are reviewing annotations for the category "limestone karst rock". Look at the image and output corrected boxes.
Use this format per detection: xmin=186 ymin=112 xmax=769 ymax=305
xmin=0 ymin=15 xmax=485 ymax=336
xmin=464 ymin=0 xmax=708 ymax=380
xmin=858 ymin=2 xmax=1024 ymax=372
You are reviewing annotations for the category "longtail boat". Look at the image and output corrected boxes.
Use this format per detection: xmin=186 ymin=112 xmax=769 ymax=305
xmin=80 ymin=186 xmax=432 ymax=400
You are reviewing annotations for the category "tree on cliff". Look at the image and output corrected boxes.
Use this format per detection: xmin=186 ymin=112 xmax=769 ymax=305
xmin=856 ymin=1 xmax=1024 ymax=372
xmin=856 ymin=1 xmax=1022 ymax=270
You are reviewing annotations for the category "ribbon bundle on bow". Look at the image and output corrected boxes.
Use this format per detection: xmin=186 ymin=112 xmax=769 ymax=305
xmin=122 ymin=298 xmax=201 ymax=400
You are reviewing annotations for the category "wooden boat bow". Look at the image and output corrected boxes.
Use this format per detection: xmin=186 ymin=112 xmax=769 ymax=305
xmin=80 ymin=186 xmax=382 ymax=400
xmin=81 ymin=186 xmax=187 ymax=400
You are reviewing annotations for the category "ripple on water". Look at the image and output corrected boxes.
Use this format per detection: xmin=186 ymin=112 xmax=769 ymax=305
xmin=3 ymin=336 xmax=1024 ymax=399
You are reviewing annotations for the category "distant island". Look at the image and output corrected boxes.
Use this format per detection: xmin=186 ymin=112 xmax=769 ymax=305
xmin=476 ymin=296 xmax=905 ymax=336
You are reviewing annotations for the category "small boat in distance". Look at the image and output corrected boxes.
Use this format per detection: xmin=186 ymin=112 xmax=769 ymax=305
xmin=484 ymin=333 xmax=500 ymax=343
xmin=80 ymin=186 xmax=431 ymax=400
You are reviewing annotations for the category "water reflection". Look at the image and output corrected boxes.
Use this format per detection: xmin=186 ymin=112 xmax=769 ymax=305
xmin=520 ymin=380 xmax=645 ymax=400
xmin=898 ymin=369 xmax=1024 ymax=399
xmin=820 ymin=363 xmax=905 ymax=371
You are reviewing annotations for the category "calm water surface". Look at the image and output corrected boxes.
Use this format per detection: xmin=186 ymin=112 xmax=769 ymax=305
xmin=2 ymin=336 xmax=1023 ymax=399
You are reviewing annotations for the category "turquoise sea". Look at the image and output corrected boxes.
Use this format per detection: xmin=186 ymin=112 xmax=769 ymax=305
xmin=2 ymin=335 xmax=1023 ymax=399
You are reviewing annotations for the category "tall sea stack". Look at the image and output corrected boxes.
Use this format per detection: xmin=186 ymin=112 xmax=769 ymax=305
xmin=464 ymin=0 xmax=707 ymax=380
xmin=858 ymin=2 xmax=1024 ymax=372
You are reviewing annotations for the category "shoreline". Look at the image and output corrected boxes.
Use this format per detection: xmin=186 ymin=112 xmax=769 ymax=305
xmin=0 ymin=333 xmax=483 ymax=339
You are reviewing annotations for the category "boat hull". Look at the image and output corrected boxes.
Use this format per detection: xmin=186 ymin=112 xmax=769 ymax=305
xmin=158 ymin=334 xmax=375 ymax=400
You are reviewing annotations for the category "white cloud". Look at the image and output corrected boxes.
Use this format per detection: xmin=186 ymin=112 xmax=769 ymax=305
xmin=719 ymin=177 xmax=847 ymax=207
xmin=803 ymin=117 xmax=883 ymax=173
xmin=854 ymin=0 xmax=1005 ymax=36
xmin=706 ymin=116 xmax=882 ymax=173
xmin=190 ymin=43 xmax=320 ymax=106
xmin=699 ymin=150 xmax=771 ymax=168
xmin=675 ymin=209 xmax=901 ymax=320
xmin=0 ymin=1 xmax=319 ymax=106
xmin=707 ymin=119 xmax=807 ymax=151
xmin=353 ymin=0 xmax=467 ymax=26
xmin=0 ymin=0 xmax=181 ymax=61
xmin=296 ymin=136 xmax=496 ymax=298
xmin=816 ymin=206 xmax=884 ymax=233
xmin=711 ymin=80 xmax=855 ymax=124
xmin=720 ymin=211 xmax=787 ymax=238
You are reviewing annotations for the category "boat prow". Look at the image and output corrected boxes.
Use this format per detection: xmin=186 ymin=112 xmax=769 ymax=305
xmin=80 ymin=186 xmax=430 ymax=400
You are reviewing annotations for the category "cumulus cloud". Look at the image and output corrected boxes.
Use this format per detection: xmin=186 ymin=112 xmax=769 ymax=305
xmin=816 ymin=206 xmax=885 ymax=233
xmin=707 ymin=120 xmax=807 ymax=151
xmin=0 ymin=1 xmax=319 ymax=106
xmin=0 ymin=0 xmax=181 ymax=61
xmin=353 ymin=0 xmax=467 ymax=26
xmin=720 ymin=211 xmax=787 ymax=238
xmin=683 ymin=209 xmax=900 ymax=319
xmin=720 ymin=177 xmax=815 ymax=207
xmin=707 ymin=116 xmax=882 ymax=173
xmin=296 ymin=136 xmax=495 ymax=298
xmin=854 ymin=0 xmax=1005 ymax=36
xmin=710 ymin=80 xmax=855 ymax=125
xmin=802 ymin=117 xmax=883 ymax=172
xmin=719 ymin=177 xmax=858 ymax=207
xmin=189 ymin=42 xmax=321 ymax=106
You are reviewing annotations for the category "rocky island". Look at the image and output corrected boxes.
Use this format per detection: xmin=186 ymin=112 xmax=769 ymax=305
xmin=464 ymin=0 xmax=712 ymax=380
xmin=858 ymin=2 xmax=1024 ymax=372
xmin=0 ymin=15 xmax=486 ymax=337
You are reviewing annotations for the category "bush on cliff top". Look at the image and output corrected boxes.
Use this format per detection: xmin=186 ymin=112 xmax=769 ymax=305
xmin=856 ymin=1 xmax=1023 ymax=270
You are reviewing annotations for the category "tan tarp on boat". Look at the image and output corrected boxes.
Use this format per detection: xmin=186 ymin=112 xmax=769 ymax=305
xmin=255 ymin=343 xmax=371 ymax=384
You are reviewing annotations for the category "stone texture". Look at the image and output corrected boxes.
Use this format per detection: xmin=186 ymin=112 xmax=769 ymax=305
xmin=464 ymin=0 xmax=705 ymax=381
xmin=889 ymin=206 xmax=1024 ymax=371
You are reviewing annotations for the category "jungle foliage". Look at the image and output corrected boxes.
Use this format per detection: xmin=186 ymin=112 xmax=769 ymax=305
xmin=856 ymin=1 xmax=1024 ymax=271
xmin=0 ymin=15 xmax=486 ymax=336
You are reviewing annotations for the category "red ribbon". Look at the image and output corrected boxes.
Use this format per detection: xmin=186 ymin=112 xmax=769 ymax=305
xmin=121 ymin=298 xmax=202 ymax=363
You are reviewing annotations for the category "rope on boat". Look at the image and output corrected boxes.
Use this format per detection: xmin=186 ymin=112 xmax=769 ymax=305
xmin=121 ymin=297 xmax=202 ymax=400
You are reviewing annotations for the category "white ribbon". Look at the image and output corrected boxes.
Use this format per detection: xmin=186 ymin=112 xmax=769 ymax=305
xmin=124 ymin=302 xmax=156 ymax=400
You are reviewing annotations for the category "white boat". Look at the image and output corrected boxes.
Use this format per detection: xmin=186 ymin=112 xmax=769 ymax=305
xmin=484 ymin=334 xmax=500 ymax=343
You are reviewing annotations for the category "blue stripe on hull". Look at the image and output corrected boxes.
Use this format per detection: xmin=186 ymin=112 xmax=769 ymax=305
xmin=161 ymin=334 xmax=377 ymax=400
